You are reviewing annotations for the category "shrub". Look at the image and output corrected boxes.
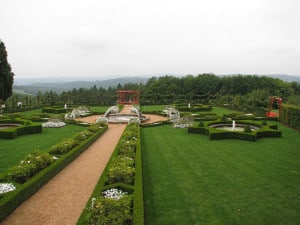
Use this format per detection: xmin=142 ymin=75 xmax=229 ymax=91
xmin=7 ymin=150 xmax=54 ymax=184
xmin=74 ymin=130 xmax=93 ymax=141
xmin=49 ymin=138 xmax=78 ymax=155
xmin=107 ymin=156 xmax=135 ymax=185
xmin=87 ymin=195 xmax=132 ymax=225
xmin=261 ymin=120 xmax=267 ymax=126
xmin=198 ymin=121 xmax=205 ymax=127
xmin=244 ymin=125 xmax=252 ymax=133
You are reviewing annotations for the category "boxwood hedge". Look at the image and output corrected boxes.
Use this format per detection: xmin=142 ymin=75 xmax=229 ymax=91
xmin=77 ymin=123 xmax=144 ymax=225
xmin=0 ymin=119 xmax=42 ymax=139
xmin=188 ymin=120 xmax=282 ymax=141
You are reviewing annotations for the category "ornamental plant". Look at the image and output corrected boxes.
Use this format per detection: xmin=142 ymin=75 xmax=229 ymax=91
xmin=49 ymin=138 xmax=78 ymax=154
xmin=87 ymin=195 xmax=132 ymax=225
xmin=74 ymin=130 xmax=93 ymax=141
xmin=107 ymin=156 xmax=135 ymax=185
xmin=7 ymin=150 xmax=54 ymax=184
xmin=0 ymin=183 xmax=16 ymax=195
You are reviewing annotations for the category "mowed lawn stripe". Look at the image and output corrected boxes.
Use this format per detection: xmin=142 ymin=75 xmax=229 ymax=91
xmin=142 ymin=124 xmax=300 ymax=225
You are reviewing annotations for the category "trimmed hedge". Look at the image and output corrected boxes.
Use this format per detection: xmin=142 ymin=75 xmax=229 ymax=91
xmin=280 ymin=104 xmax=300 ymax=130
xmin=42 ymin=107 xmax=69 ymax=114
xmin=77 ymin=124 xmax=144 ymax=225
xmin=188 ymin=120 xmax=282 ymax=141
xmin=175 ymin=104 xmax=213 ymax=112
xmin=0 ymin=119 xmax=42 ymax=139
xmin=0 ymin=125 xmax=108 ymax=222
xmin=140 ymin=120 xmax=172 ymax=128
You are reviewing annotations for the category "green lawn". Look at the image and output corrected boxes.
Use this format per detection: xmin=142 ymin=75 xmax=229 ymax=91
xmin=140 ymin=105 xmax=167 ymax=112
xmin=142 ymin=124 xmax=300 ymax=225
xmin=212 ymin=106 xmax=240 ymax=115
xmin=0 ymin=125 xmax=86 ymax=173
xmin=89 ymin=106 xmax=109 ymax=113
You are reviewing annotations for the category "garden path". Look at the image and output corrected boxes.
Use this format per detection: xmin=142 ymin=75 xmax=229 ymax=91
xmin=1 ymin=120 xmax=126 ymax=225
xmin=1 ymin=105 xmax=168 ymax=225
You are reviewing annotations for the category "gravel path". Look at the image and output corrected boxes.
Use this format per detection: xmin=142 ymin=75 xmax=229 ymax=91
xmin=1 ymin=106 xmax=168 ymax=225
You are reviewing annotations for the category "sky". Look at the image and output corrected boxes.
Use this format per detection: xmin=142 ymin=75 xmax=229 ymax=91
xmin=1 ymin=0 xmax=300 ymax=79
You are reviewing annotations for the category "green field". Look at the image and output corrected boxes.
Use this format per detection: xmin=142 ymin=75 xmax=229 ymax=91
xmin=0 ymin=125 xmax=86 ymax=173
xmin=140 ymin=105 xmax=166 ymax=112
xmin=141 ymin=124 xmax=300 ymax=225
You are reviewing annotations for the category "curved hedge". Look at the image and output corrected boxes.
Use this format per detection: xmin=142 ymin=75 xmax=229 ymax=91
xmin=0 ymin=119 xmax=42 ymax=139
xmin=0 ymin=125 xmax=108 ymax=222
xmin=188 ymin=120 xmax=282 ymax=141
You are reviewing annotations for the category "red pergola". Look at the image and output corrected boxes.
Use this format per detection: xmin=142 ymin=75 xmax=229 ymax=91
xmin=117 ymin=90 xmax=140 ymax=105
xmin=266 ymin=96 xmax=282 ymax=118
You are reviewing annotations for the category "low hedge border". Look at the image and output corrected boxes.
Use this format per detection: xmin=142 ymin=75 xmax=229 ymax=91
xmin=140 ymin=120 xmax=172 ymax=128
xmin=188 ymin=120 xmax=282 ymax=141
xmin=42 ymin=107 xmax=70 ymax=114
xmin=0 ymin=119 xmax=42 ymax=139
xmin=0 ymin=125 xmax=108 ymax=222
xmin=77 ymin=124 xmax=144 ymax=225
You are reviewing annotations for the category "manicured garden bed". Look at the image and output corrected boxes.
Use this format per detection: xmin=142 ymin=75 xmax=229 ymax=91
xmin=142 ymin=124 xmax=300 ymax=225
xmin=77 ymin=123 xmax=144 ymax=225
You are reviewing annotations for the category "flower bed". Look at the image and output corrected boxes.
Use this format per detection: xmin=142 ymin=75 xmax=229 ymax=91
xmin=77 ymin=123 xmax=144 ymax=225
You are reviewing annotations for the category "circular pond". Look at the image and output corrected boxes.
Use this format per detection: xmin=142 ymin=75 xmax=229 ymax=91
xmin=0 ymin=124 xmax=22 ymax=130
xmin=106 ymin=114 xmax=148 ymax=124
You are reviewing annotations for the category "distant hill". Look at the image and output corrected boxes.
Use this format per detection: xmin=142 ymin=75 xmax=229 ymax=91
xmin=13 ymin=77 xmax=148 ymax=95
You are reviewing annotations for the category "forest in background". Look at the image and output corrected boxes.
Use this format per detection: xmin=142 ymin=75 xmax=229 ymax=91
xmin=3 ymin=74 xmax=300 ymax=115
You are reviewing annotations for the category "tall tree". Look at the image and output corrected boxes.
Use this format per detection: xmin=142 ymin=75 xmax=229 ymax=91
xmin=0 ymin=39 xmax=14 ymax=112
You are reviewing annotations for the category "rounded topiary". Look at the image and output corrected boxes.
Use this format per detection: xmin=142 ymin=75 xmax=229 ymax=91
xmin=244 ymin=125 xmax=252 ymax=133
xmin=221 ymin=115 xmax=227 ymax=122
xmin=261 ymin=120 xmax=267 ymax=126
xmin=198 ymin=121 xmax=204 ymax=127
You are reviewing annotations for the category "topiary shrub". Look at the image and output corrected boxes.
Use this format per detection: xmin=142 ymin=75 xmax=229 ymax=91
xmin=198 ymin=120 xmax=204 ymax=127
xmin=244 ymin=125 xmax=252 ymax=133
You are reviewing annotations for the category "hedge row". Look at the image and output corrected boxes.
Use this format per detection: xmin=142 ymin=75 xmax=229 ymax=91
xmin=280 ymin=104 xmax=300 ymax=130
xmin=140 ymin=120 xmax=172 ymax=128
xmin=42 ymin=107 xmax=70 ymax=114
xmin=77 ymin=123 xmax=144 ymax=225
xmin=175 ymin=104 xmax=213 ymax=112
xmin=0 ymin=119 xmax=42 ymax=139
xmin=188 ymin=120 xmax=282 ymax=141
xmin=0 ymin=125 xmax=108 ymax=222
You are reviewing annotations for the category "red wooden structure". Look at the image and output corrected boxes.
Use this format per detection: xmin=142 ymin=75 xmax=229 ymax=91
xmin=266 ymin=96 xmax=282 ymax=118
xmin=117 ymin=90 xmax=140 ymax=105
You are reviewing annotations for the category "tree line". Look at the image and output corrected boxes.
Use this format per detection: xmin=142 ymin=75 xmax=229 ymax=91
xmin=3 ymin=74 xmax=300 ymax=114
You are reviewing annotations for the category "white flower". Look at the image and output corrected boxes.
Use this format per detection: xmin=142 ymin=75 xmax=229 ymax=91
xmin=0 ymin=183 xmax=16 ymax=194
xmin=102 ymin=188 xmax=127 ymax=200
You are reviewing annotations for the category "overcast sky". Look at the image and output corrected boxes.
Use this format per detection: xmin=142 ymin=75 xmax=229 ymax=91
xmin=1 ymin=0 xmax=300 ymax=79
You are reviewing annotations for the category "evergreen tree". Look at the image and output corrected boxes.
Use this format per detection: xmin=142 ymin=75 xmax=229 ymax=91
xmin=0 ymin=39 xmax=14 ymax=111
